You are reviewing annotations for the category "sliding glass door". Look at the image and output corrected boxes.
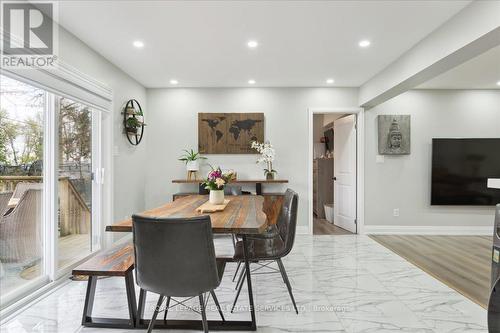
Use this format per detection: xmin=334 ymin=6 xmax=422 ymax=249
xmin=0 ymin=74 xmax=103 ymax=309
xmin=0 ymin=75 xmax=47 ymax=306
xmin=57 ymin=97 xmax=99 ymax=272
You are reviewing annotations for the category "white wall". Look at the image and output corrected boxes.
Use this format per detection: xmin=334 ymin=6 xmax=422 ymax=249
xmin=365 ymin=90 xmax=500 ymax=230
xmin=58 ymin=27 xmax=147 ymax=223
xmin=145 ymin=87 xmax=358 ymax=229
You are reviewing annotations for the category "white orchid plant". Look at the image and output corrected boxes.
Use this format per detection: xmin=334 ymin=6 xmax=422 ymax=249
xmin=251 ymin=141 xmax=277 ymax=178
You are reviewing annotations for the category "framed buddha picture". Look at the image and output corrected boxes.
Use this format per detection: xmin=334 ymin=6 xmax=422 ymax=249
xmin=377 ymin=115 xmax=411 ymax=155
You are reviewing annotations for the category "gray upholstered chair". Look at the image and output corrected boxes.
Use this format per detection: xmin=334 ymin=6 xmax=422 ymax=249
xmin=231 ymin=189 xmax=299 ymax=313
xmin=11 ymin=182 xmax=43 ymax=202
xmin=0 ymin=189 xmax=42 ymax=263
xmin=132 ymin=215 xmax=225 ymax=333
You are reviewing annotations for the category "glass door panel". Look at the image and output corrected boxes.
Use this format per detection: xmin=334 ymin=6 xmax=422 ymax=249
xmin=0 ymin=75 xmax=46 ymax=307
xmin=56 ymin=97 xmax=93 ymax=270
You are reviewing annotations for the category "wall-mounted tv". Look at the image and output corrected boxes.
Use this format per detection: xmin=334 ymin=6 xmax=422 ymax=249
xmin=431 ymin=138 xmax=500 ymax=206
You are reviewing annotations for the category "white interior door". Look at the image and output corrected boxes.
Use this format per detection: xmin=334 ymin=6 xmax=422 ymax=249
xmin=333 ymin=115 xmax=357 ymax=233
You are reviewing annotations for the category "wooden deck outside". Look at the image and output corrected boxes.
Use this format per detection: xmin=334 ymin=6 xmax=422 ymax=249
xmin=1 ymin=234 xmax=91 ymax=296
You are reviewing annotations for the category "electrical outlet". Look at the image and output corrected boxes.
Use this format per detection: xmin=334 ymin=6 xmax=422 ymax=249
xmin=393 ymin=208 xmax=400 ymax=217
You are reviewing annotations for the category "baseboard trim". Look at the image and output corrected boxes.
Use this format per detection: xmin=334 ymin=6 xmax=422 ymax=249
xmin=296 ymin=226 xmax=310 ymax=235
xmin=364 ymin=225 xmax=493 ymax=235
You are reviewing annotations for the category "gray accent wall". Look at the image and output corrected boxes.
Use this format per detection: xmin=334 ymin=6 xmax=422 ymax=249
xmin=365 ymin=89 xmax=500 ymax=228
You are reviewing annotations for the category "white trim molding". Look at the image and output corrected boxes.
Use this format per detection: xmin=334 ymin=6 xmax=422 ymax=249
xmin=364 ymin=225 xmax=493 ymax=236
xmin=307 ymin=107 xmax=365 ymax=235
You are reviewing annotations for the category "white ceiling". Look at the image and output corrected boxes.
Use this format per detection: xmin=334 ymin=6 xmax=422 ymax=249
xmin=57 ymin=1 xmax=471 ymax=88
xmin=418 ymin=44 xmax=500 ymax=89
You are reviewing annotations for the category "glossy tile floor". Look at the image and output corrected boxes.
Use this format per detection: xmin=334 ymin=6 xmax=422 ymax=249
xmin=1 ymin=235 xmax=487 ymax=332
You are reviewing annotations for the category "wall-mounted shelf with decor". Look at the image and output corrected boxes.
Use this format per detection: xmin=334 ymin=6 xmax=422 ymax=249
xmin=122 ymin=99 xmax=145 ymax=145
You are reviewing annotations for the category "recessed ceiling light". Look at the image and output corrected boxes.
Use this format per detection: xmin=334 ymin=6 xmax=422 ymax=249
xmin=358 ymin=40 xmax=371 ymax=48
xmin=247 ymin=40 xmax=258 ymax=49
xmin=170 ymin=79 xmax=178 ymax=85
xmin=496 ymin=80 xmax=500 ymax=86
xmin=248 ymin=79 xmax=256 ymax=85
xmin=133 ymin=40 xmax=144 ymax=48
xmin=326 ymin=78 xmax=335 ymax=84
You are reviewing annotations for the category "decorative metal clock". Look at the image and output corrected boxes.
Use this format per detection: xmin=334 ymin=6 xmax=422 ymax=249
xmin=123 ymin=99 xmax=145 ymax=145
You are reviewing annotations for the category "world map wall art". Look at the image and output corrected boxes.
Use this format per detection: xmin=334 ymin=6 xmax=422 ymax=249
xmin=198 ymin=113 xmax=264 ymax=154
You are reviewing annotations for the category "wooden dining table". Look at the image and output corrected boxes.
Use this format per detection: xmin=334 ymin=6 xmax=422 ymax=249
xmin=106 ymin=194 xmax=268 ymax=331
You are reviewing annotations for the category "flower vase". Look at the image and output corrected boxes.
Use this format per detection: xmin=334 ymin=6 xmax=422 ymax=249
xmin=209 ymin=190 xmax=225 ymax=205
xmin=266 ymin=172 xmax=275 ymax=180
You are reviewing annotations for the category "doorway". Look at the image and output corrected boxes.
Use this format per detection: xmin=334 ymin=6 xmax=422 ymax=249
xmin=308 ymin=108 xmax=364 ymax=235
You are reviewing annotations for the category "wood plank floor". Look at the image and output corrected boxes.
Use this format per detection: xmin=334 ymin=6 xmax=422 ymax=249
xmin=370 ymin=235 xmax=492 ymax=308
xmin=313 ymin=217 xmax=353 ymax=235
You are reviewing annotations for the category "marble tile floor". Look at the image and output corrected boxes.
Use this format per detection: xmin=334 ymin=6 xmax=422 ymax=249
xmin=0 ymin=235 xmax=487 ymax=333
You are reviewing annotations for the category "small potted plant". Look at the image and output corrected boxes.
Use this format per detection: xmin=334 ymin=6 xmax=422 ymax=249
xmin=178 ymin=149 xmax=207 ymax=172
xmin=125 ymin=117 xmax=144 ymax=134
xmin=203 ymin=167 xmax=235 ymax=204
xmin=251 ymin=141 xmax=277 ymax=180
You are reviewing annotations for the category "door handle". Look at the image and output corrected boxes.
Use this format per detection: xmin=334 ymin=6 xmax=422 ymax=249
xmin=333 ymin=177 xmax=337 ymax=181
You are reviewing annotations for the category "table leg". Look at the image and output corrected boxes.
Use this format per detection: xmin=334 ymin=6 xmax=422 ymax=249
xmin=137 ymin=288 xmax=147 ymax=327
xmin=242 ymin=235 xmax=257 ymax=330
xmin=124 ymin=271 xmax=138 ymax=326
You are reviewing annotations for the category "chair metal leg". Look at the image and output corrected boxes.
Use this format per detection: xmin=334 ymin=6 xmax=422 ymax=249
xmin=199 ymin=294 xmax=208 ymax=333
xmin=163 ymin=296 xmax=171 ymax=322
xmin=147 ymin=295 xmax=164 ymax=333
xmin=210 ymin=290 xmax=225 ymax=321
xmin=231 ymin=270 xmax=246 ymax=313
xmin=277 ymin=258 xmax=298 ymax=314
xmin=235 ymin=265 xmax=246 ymax=290
xmin=232 ymin=261 xmax=242 ymax=282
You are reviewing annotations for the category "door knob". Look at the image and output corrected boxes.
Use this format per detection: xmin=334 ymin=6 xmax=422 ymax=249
xmin=333 ymin=177 xmax=337 ymax=181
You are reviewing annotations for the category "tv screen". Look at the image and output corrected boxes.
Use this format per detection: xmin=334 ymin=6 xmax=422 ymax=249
xmin=431 ymin=138 xmax=500 ymax=206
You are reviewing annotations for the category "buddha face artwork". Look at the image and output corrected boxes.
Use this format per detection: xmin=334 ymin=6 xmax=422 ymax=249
xmin=378 ymin=115 xmax=411 ymax=155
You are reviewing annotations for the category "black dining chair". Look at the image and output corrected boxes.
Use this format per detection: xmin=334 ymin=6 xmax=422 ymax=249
xmin=132 ymin=215 xmax=226 ymax=333
xmin=231 ymin=189 xmax=299 ymax=314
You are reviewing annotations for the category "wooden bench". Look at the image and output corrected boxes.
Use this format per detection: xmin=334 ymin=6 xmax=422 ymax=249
xmin=72 ymin=241 xmax=137 ymax=329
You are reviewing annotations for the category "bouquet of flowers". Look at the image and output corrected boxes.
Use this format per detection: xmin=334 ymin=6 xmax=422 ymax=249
xmin=251 ymin=141 xmax=277 ymax=179
xmin=203 ymin=167 xmax=236 ymax=191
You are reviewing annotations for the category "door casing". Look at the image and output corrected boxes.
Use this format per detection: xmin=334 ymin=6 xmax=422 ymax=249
xmin=307 ymin=107 xmax=365 ymax=235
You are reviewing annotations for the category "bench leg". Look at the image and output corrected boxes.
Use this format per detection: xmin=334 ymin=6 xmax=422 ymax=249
xmin=125 ymin=271 xmax=138 ymax=326
xmin=82 ymin=276 xmax=97 ymax=325
xmin=80 ymin=274 xmax=137 ymax=329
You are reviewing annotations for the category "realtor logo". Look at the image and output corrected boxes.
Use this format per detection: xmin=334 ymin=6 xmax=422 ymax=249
xmin=1 ymin=1 xmax=58 ymax=67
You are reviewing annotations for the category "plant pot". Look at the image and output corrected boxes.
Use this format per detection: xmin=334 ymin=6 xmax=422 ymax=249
xmin=186 ymin=160 xmax=199 ymax=171
xmin=126 ymin=127 xmax=137 ymax=134
xmin=266 ymin=172 xmax=275 ymax=180
xmin=209 ymin=190 xmax=224 ymax=205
